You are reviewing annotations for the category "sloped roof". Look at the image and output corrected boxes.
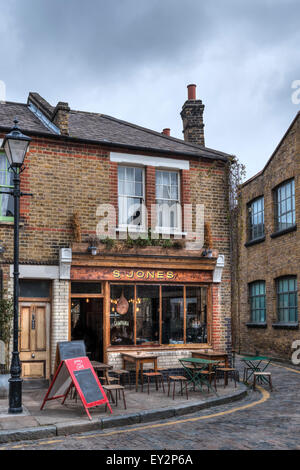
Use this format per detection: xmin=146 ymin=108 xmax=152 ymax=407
xmin=0 ymin=94 xmax=232 ymax=161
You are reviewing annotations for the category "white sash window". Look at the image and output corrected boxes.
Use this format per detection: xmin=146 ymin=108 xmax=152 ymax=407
xmin=118 ymin=165 xmax=145 ymax=229
xmin=156 ymin=170 xmax=181 ymax=233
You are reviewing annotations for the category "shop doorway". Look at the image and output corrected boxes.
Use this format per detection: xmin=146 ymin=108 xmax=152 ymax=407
xmin=71 ymin=298 xmax=103 ymax=362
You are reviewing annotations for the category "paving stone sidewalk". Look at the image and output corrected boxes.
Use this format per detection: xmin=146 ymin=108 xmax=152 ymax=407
xmin=1 ymin=356 xmax=299 ymax=450
xmin=0 ymin=371 xmax=246 ymax=443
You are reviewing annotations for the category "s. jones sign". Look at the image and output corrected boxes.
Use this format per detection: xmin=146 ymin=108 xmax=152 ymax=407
xmin=71 ymin=267 xmax=212 ymax=283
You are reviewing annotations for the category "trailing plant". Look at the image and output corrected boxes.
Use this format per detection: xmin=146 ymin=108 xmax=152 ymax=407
xmin=100 ymin=237 xmax=115 ymax=250
xmin=0 ymin=293 xmax=13 ymax=372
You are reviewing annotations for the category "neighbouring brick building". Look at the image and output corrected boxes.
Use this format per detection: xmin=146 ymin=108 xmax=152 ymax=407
xmin=232 ymin=111 xmax=300 ymax=361
xmin=0 ymin=84 xmax=232 ymax=380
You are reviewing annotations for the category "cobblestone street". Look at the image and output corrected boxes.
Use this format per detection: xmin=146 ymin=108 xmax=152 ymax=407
xmin=0 ymin=360 xmax=299 ymax=450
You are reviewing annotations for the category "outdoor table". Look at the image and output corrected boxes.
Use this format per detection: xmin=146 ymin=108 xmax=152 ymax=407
xmin=121 ymin=352 xmax=158 ymax=392
xmin=191 ymin=351 xmax=229 ymax=385
xmin=241 ymin=356 xmax=271 ymax=384
xmin=179 ymin=357 xmax=219 ymax=395
xmin=90 ymin=361 xmax=112 ymax=384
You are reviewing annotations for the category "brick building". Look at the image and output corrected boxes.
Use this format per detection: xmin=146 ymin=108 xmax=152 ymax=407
xmin=232 ymin=112 xmax=300 ymax=360
xmin=0 ymin=84 xmax=232 ymax=380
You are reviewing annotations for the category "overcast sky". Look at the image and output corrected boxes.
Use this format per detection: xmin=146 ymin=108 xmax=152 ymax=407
xmin=0 ymin=0 xmax=299 ymax=179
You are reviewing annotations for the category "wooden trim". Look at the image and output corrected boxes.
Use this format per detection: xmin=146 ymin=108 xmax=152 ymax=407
xmin=207 ymin=284 xmax=212 ymax=346
xmin=134 ymin=284 xmax=137 ymax=345
xmin=159 ymin=284 xmax=162 ymax=345
xmin=107 ymin=343 xmax=211 ymax=352
xmin=183 ymin=285 xmax=186 ymax=343
xmin=19 ymin=297 xmax=51 ymax=302
xmin=103 ymin=281 xmax=110 ymax=363
xmin=71 ymin=258 xmax=215 ymax=271
xmin=68 ymin=281 xmax=71 ymax=340
xmin=70 ymin=293 xmax=104 ymax=298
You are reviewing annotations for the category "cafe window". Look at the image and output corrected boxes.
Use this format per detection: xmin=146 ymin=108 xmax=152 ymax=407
xmin=186 ymin=286 xmax=207 ymax=343
xmin=274 ymin=179 xmax=295 ymax=232
xmin=0 ymin=152 xmax=14 ymax=221
xmin=249 ymin=281 xmax=266 ymax=323
xmin=162 ymin=286 xmax=184 ymax=344
xmin=248 ymin=196 xmax=264 ymax=241
xmin=118 ymin=165 xmax=145 ymax=228
xmin=156 ymin=170 xmax=181 ymax=232
xmin=276 ymin=276 xmax=298 ymax=323
xmin=110 ymin=285 xmax=134 ymax=345
xmin=136 ymin=285 xmax=160 ymax=345
xmin=109 ymin=284 xmax=208 ymax=346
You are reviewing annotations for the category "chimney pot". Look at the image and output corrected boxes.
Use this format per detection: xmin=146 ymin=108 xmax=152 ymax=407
xmin=187 ymin=84 xmax=197 ymax=100
xmin=162 ymin=128 xmax=170 ymax=136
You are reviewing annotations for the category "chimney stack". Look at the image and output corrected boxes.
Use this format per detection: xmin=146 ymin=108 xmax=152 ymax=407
xmin=52 ymin=101 xmax=70 ymax=136
xmin=162 ymin=128 xmax=170 ymax=136
xmin=180 ymin=84 xmax=205 ymax=146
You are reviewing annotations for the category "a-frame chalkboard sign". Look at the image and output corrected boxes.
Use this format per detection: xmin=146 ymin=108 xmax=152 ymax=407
xmin=54 ymin=340 xmax=87 ymax=373
xmin=41 ymin=356 xmax=112 ymax=420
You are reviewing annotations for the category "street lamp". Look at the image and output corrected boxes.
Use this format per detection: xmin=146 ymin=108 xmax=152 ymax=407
xmin=1 ymin=118 xmax=31 ymax=413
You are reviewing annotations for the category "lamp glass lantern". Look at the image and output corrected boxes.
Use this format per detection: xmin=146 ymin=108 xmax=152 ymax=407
xmin=1 ymin=119 xmax=31 ymax=168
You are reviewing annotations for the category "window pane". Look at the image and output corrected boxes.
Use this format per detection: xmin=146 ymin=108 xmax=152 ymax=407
xmin=135 ymin=167 xmax=143 ymax=182
xmin=275 ymin=180 xmax=295 ymax=231
xmin=20 ymin=280 xmax=51 ymax=298
xmin=277 ymin=276 xmax=298 ymax=323
xmin=186 ymin=286 xmax=207 ymax=344
xmin=162 ymin=286 xmax=184 ymax=344
xmin=136 ymin=285 xmax=160 ymax=344
xmin=71 ymin=282 xmax=102 ymax=294
xmin=248 ymin=197 xmax=264 ymax=240
xmin=0 ymin=153 xmax=14 ymax=218
xmin=249 ymin=281 xmax=266 ymax=323
xmin=110 ymin=285 xmax=134 ymax=345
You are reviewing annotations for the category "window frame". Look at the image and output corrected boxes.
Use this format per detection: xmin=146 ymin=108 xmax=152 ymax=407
xmin=155 ymin=169 xmax=182 ymax=233
xmin=108 ymin=283 xmax=210 ymax=347
xmin=0 ymin=151 xmax=14 ymax=222
xmin=276 ymin=276 xmax=298 ymax=324
xmin=117 ymin=165 xmax=146 ymax=231
xmin=249 ymin=280 xmax=266 ymax=323
xmin=273 ymin=179 xmax=296 ymax=233
xmin=247 ymin=196 xmax=265 ymax=242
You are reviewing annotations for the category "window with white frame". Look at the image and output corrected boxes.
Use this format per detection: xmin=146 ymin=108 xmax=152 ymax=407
xmin=156 ymin=170 xmax=181 ymax=231
xmin=118 ymin=166 xmax=145 ymax=228
xmin=0 ymin=152 xmax=14 ymax=221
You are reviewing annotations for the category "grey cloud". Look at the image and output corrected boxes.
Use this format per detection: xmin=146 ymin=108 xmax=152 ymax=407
xmin=0 ymin=0 xmax=299 ymax=178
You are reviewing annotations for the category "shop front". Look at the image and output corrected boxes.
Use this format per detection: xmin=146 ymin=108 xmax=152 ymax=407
xmin=70 ymin=250 xmax=223 ymax=370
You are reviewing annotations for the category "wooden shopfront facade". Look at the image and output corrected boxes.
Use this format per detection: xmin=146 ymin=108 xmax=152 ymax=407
xmin=70 ymin=248 xmax=221 ymax=370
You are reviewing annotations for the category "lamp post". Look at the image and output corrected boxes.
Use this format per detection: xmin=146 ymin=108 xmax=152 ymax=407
xmin=1 ymin=118 xmax=31 ymax=413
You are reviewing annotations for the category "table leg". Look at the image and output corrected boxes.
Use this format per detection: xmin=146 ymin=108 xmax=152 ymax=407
xmin=135 ymin=361 xmax=139 ymax=392
xmin=154 ymin=358 xmax=158 ymax=372
xmin=140 ymin=362 xmax=144 ymax=391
